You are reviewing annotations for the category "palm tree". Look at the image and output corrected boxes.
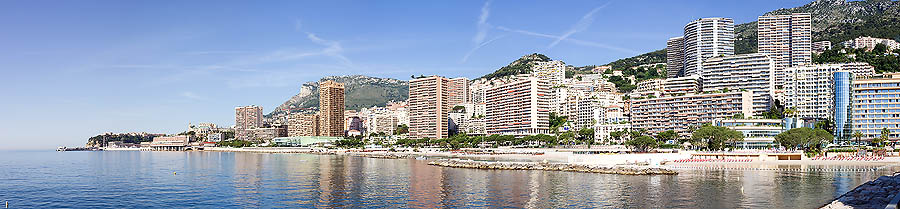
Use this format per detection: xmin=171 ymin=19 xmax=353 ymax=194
xmin=783 ymin=108 xmax=796 ymax=118
xmin=853 ymin=131 xmax=864 ymax=150
xmin=878 ymin=128 xmax=891 ymax=148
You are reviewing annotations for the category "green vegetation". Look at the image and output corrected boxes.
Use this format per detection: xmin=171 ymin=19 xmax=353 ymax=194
xmin=86 ymin=133 xmax=158 ymax=147
xmin=480 ymin=53 xmax=551 ymax=80
xmin=814 ymin=45 xmax=900 ymax=73
xmin=603 ymin=49 xmax=666 ymax=70
xmin=774 ymin=127 xmax=832 ymax=152
xmin=607 ymin=76 xmax=635 ymax=93
xmin=267 ymin=75 xmax=409 ymax=118
xmin=614 ymin=0 xmax=900 ymax=70
xmin=216 ymin=140 xmax=255 ymax=148
xmin=656 ymin=130 xmax=677 ymax=143
xmin=689 ymin=125 xmax=744 ymax=151
xmin=625 ymin=135 xmax=658 ymax=152
xmin=334 ymin=138 xmax=365 ymax=148
xmin=394 ymin=124 xmax=409 ymax=135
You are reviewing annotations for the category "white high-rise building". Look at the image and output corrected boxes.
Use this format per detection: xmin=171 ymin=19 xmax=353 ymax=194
xmin=485 ymin=78 xmax=551 ymax=136
xmin=682 ymin=17 xmax=735 ymax=77
xmin=666 ymin=36 xmax=685 ymax=78
xmin=785 ymin=63 xmax=876 ymax=119
xmin=701 ymin=53 xmax=776 ymax=115
xmin=758 ymin=13 xmax=812 ymax=89
xmin=631 ymin=92 xmax=754 ymax=137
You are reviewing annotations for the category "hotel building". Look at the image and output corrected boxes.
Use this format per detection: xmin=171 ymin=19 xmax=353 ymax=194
xmin=852 ymin=73 xmax=900 ymax=142
xmin=409 ymin=76 xmax=450 ymax=139
xmin=758 ymin=13 xmax=812 ymax=89
xmin=834 ymin=71 xmax=853 ymax=143
xmin=318 ymin=80 xmax=345 ymax=137
xmin=666 ymin=36 xmax=684 ymax=78
xmin=701 ymin=53 xmax=775 ymax=115
xmin=715 ymin=119 xmax=784 ymax=149
xmin=785 ymin=64 xmax=876 ymax=120
xmin=682 ymin=17 xmax=735 ymax=77
xmin=631 ymin=92 xmax=753 ymax=137
xmin=485 ymin=78 xmax=551 ymax=136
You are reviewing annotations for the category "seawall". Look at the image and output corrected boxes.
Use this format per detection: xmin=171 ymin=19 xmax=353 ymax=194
xmin=427 ymin=159 xmax=677 ymax=175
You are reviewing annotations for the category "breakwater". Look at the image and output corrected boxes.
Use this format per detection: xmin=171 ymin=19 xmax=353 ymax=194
xmin=427 ymin=159 xmax=677 ymax=175
xmin=821 ymin=173 xmax=900 ymax=209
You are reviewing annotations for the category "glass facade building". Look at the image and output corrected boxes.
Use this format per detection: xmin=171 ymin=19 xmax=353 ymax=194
xmin=833 ymin=71 xmax=853 ymax=144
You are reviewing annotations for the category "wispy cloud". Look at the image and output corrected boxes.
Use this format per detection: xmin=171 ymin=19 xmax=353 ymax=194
xmin=294 ymin=19 xmax=303 ymax=31
xmin=462 ymin=1 xmax=502 ymax=63
xmin=180 ymin=91 xmax=205 ymax=100
xmin=473 ymin=1 xmax=491 ymax=44
xmin=182 ymin=50 xmax=250 ymax=55
xmin=547 ymin=3 xmax=609 ymax=48
xmin=497 ymin=26 xmax=638 ymax=54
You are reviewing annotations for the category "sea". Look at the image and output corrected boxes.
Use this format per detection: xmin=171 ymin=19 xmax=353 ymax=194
xmin=0 ymin=151 xmax=897 ymax=208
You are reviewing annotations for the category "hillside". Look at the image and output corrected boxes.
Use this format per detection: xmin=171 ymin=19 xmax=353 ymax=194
xmin=608 ymin=0 xmax=900 ymax=69
xmin=479 ymin=53 xmax=551 ymax=80
xmin=266 ymin=75 xmax=409 ymax=119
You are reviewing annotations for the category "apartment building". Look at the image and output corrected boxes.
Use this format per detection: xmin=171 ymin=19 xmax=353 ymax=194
xmin=448 ymin=77 xmax=470 ymax=106
xmin=842 ymin=36 xmax=900 ymax=51
xmin=631 ymin=92 xmax=753 ymax=137
xmin=852 ymin=73 xmax=900 ymax=142
xmin=636 ymin=79 xmax=664 ymax=93
xmin=235 ymin=105 xmax=264 ymax=141
xmin=701 ymin=53 xmax=775 ymax=115
xmin=758 ymin=13 xmax=812 ymax=89
xmin=288 ymin=113 xmax=319 ymax=137
xmin=409 ymin=76 xmax=450 ymax=139
xmin=682 ymin=17 xmax=735 ymax=77
xmin=318 ymin=80 xmax=345 ymax=137
xmin=531 ymin=60 xmax=567 ymax=86
xmin=666 ymin=36 xmax=685 ymax=78
xmin=812 ymin=41 xmax=832 ymax=54
xmin=485 ymin=78 xmax=551 ymax=136
xmin=662 ymin=75 xmax=702 ymax=95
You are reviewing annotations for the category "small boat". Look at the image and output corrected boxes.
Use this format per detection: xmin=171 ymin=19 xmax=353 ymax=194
xmin=415 ymin=156 xmax=427 ymax=160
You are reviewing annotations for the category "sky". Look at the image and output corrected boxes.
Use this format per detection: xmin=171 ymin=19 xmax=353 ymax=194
xmin=0 ymin=0 xmax=812 ymax=150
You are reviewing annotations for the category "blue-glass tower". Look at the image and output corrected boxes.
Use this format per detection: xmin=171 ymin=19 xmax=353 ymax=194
xmin=833 ymin=71 xmax=853 ymax=144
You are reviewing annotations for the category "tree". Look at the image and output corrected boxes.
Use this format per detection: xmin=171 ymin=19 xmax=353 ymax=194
xmin=657 ymin=130 xmax=677 ymax=143
xmin=394 ymin=124 xmax=409 ymax=135
xmin=732 ymin=113 xmax=744 ymax=119
xmin=875 ymin=128 xmax=891 ymax=147
xmin=815 ymin=118 xmax=835 ymax=135
xmin=775 ymin=127 xmax=834 ymax=152
xmin=690 ymin=126 xmax=744 ymax=151
xmin=625 ymin=136 xmax=658 ymax=152
xmin=783 ymin=108 xmax=796 ymax=118
xmin=853 ymin=130 xmax=864 ymax=148
xmin=578 ymin=128 xmax=595 ymax=143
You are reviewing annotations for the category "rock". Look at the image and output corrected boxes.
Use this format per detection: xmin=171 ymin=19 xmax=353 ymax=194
xmin=426 ymin=159 xmax=677 ymax=175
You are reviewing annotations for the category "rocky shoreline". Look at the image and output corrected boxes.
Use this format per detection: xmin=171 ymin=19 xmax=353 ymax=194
xmin=821 ymin=173 xmax=900 ymax=209
xmin=427 ymin=159 xmax=678 ymax=175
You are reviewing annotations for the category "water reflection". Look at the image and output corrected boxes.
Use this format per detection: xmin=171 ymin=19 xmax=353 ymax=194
xmin=1 ymin=151 xmax=897 ymax=208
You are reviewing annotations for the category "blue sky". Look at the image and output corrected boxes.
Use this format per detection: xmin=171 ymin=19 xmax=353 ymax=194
xmin=0 ymin=0 xmax=811 ymax=150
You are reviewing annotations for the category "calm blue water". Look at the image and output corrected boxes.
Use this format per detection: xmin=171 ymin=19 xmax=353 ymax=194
xmin=0 ymin=151 xmax=896 ymax=208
